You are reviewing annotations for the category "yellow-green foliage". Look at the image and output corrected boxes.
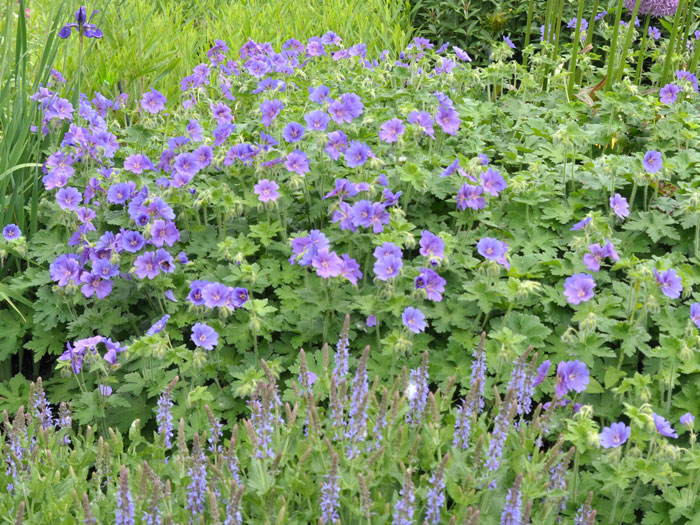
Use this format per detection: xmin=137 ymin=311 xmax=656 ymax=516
xmin=30 ymin=0 xmax=412 ymax=101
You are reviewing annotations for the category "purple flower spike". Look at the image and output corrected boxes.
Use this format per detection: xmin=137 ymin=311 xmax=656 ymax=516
xmin=654 ymin=268 xmax=682 ymax=299
xmin=563 ymin=273 xmax=596 ymax=305
xmin=599 ymin=422 xmax=630 ymax=448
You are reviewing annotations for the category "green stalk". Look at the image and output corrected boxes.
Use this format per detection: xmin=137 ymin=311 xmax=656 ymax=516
xmin=661 ymin=0 xmax=688 ymax=86
xmin=585 ymin=0 xmax=601 ymax=48
xmin=522 ymin=0 xmax=535 ymax=67
xmin=543 ymin=0 xmax=555 ymax=45
xmin=635 ymin=15 xmax=651 ymax=85
xmin=615 ymin=0 xmax=642 ymax=83
xmin=567 ymin=0 xmax=587 ymax=99
xmin=605 ymin=0 xmax=627 ymax=92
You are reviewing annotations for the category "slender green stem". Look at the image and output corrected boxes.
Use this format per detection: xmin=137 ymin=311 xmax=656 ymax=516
xmin=605 ymin=0 xmax=626 ymax=92
xmin=616 ymin=0 xmax=643 ymax=83
xmin=635 ymin=16 xmax=651 ymax=85
xmin=567 ymin=0 xmax=587 ymax=100
xmin=661 ymin=0 xmax=688 ymax=86
xmin=523 ymin=0 xmax=535 ymax=66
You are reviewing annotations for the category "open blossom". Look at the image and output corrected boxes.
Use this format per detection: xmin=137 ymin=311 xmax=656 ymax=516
xmin=477 ymin=237 xmax=509 ymax=268
xmin=555 ymin=360 xmax=590 ymax=396
xmin=599 ymin=422 xmax=630 ymax=448
xmin=643 ymin=150 xmax=663 ymax=173
xmin=456 ymin=183 xmax=485 ymax=210
xmin=345 ymin=141 xmax=372 ymax=168
xmin=610 ymin=193 xmax=630 ymax=219
xmin=583 ymin=241 xmax=618 ymax=272
xmin=285 ymin=150 xmax=310 ymax=175
xmin=563 ymin=273 xmax=595 ymax=305
xmin=570 ymin=216 xmax=591 ymax=231
xmin=140 ymin=89 xmax=167 ymax=114
xmin=2 ymin=224 xmax=21 ymax=241
xmin=691 ymin=303 xmax=700 ymax=329
xmin=653 ymin=413 xmax=678 ymax=438
xmin=419 ymin=230 xmax=445 ymax=261
xmin=254 ymin=179 xmax=280 ymax=202
xmin=282 ymin=122 xmax=306 ymax=143
xmin=402 ymin=307 xmax=427 ymax=334
xmin=660 ymin=83 xmax=681 ymax=104
xmin=378 ymin=118 xmax=405 ymax=143
xmin=312 ymin=249 xmax=343 ymax=278
xmin=481 ymin=167 xmax=507 ymax=196
xmin=654 ymin=268 xmax=682 ymax=298
xmin=435 ymin=105 xmax=460 ymax=135
xmin=191 ymin=323 xmax=218 ymax=350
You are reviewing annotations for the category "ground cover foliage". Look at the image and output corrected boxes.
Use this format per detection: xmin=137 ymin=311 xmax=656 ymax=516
xmin=1 ymin=0 xmax=700 ymax=523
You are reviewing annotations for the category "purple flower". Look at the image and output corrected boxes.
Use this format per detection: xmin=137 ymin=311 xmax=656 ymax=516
xmin=304 ymin=110 xmax=330 ymax=131
xmin=599 ymin=422 xmax=631 ymax=448
xmin=325 ymin=130 xmax=348 ymax=160
xmin=99 ymin=384 xmax=113 ymax=397
xmin=309 ymin=85 xmax=330 ymax=103
xmin=420 ymin=230 xmax=445 ymax=261
xmin=453 ymin=45 xmax=472 ymax=61
xmin=623 ymin=0 xmax=679 ymax=17
xmin=202 ymin=282 xmax=229 ymax=308
xmin=435 ymin=106 xmax=460 ymax=135
xmin=477 ymin=237 xmax=508 ymax=262
xmin=191 ymin=323 xmax=218 ymax=350
xmin=115 ymin=467 xmax=135 ymax=525
xmin=681 ymin=412 xmax=695 ymax=429
xmin=610 ymin=193 xmax=630 ymax=219
xmin=653 ymin=413 xmax=678 ymax=438
xmin=570 ymin=216 xmax=592 ymax=231
xmin=503 ymin=35 xmax=516 ymax=48
xmin=58 ymin=6 xmax=103 ymax=39
xmin=660 ymin=83 xmax=681 ymax=104
xmin=366 ymin=315 xmax=377 ymax=327
xmin=691 ymin=303 xmax=700 ymax=329
xmin=378 ymin=118 xmax=405 ymax=143
xmin=285 ymin=150 xmax=310 ymax=175
xmin=481 ymin=167 xmax=507 ymax=196
xmin=92 ymin=259 xmax=119 ymax=279
xmin=80 ymin=273 xmax=112 ymax=299
xmin=260 ymin=99 xmax=284 ymax=127
xmin=373 ymin=255 xmax=402 ymax=281
xmin=56 ymin=186 xmax=82 ymax=211
xmin=254 ymin=179 xmax=280 ymax=202
xmin=123 ymin=153 xmax=154 ymax=174
xmin=532 ymin=360 xmax=551 ymax=387
xmin=146 ymin=314 xmax=170 ymax=336
xmin=654 ymin=268 xmax=682 ymax=298
xmin=320 ymin=456 xmax=340 ymax=523
xmin=339 ymin=254 xmax=363 ymax=285
xmin=500 ymin=474 xmax=522 ymax=525
xmin=151 ymin=220 xmax=180 ymax=248
xmin=649 ymin=25 xmax=661 ymax=39
xmin=456 ymin=184 xmax=485 ymax=210
xmin=555 ymin=360 xmax=590 ymax=397
xmin=402 ymin=307 xmax=427 ymax=334
xmin=140 ymin=89 xmax=167 ymax=114
xmin=643 ymin=150 xmax=663 ymax=173
xmin=563 ymin=273 xmax=596 ymax=305
xmin=407 ymin=110 xmax=435 ymax=139
xmin=50 ymin=254 xmax=81 ymax=286
xmin=121 ymin=230 xmax=145 ymax=253
xmin=345 ymin=141 xmax=372 ymax=168
xmin=282 ymin=121 xmax=306 ymax=143
xmin=312 ymin=249 xmax=343 ymax=278
xmin=583 ymin=243 xmax=608 ymax=272
xmin=393 ymin=471 xmax=416 ymax=525
xmin=133 ymin=251 xmax=160 ymax=280
xmin=2 ymin=224 xmax=21 ymax=241
xmin=415 ymin=268 xmax=446 ymax=302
